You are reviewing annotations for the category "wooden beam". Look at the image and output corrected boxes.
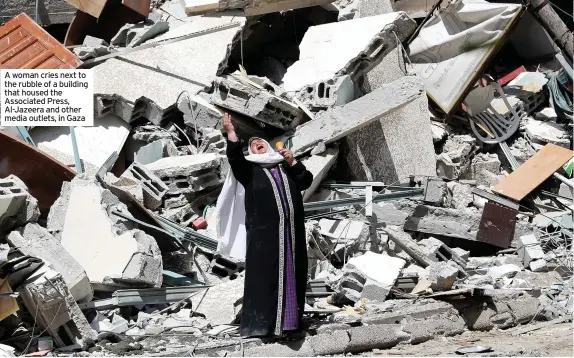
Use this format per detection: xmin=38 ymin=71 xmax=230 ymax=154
xmin=65 ymin=0 xmax=108 ymax=19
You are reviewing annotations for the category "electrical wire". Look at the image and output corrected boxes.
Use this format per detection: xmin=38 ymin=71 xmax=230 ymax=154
xmin=550 ymin=2 xmax=574 ymax=19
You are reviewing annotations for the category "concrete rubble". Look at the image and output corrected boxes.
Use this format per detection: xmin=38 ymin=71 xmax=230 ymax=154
xmin=0 ymin=0 xmax=572 ymax=355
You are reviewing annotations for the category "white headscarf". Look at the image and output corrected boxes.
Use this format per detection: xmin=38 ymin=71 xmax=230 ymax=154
xmin=214 ymin=138 xmax=284 ymax=261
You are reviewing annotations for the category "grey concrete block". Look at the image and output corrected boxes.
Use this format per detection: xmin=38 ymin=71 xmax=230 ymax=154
xmin=424 ymin=178 xmax=447 ymax=207
xmin=424 ymin=262 xmax=458 ymax=292
xmin=301 ymin=147 xmax=339 ymax=201
xmin=211 ymin=77 xmax=305 ymax=130
xmin=362 ymin=299 xmax=456 ymax=325
xmin=517 ymin=234 xmax=545 ymax=267
xmin=461 ymin=153 xmax=501 ymax=187
xmin=343 ymin=77 xmax=436 ymax=184
xmin=122 ymin=162 xmax=169 ymax=210
xmin=7 ymin=223 xmax=93 ymax=303
xmin=231 ymin=341 xmax=314 ymax=357
xmin=291 ymin=76 xmax=425 ymax=156
xmin=307 ymin=330 xmax=350 ymax=356
xmin=346 ymin=324 xmax=410 ymax=352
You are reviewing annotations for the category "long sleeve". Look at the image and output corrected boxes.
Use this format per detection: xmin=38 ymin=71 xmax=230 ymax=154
xmin=226 ymin=139 xmax=252 ymax=186
xmin=284 ymin=161 xmax=313 ymax=191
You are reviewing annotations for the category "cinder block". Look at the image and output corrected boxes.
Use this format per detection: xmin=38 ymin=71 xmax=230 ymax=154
xmin=122 ymin=162 xmax=169 ymax=210
xmin=0 ymin=177 xmax=39 ymax=232
xmin=517 ymin=234 xmax=545 ymax=267
xmin=346 ymin=324 xmax=410 ymax=352
xmin=297 ymin=75 xmax=355 ymax=110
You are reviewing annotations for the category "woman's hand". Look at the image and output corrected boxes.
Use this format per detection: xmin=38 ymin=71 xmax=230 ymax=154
xmin=222 ymin=113 xmax=238 ymax=142
xmin=279 ymin=148 xmax=296 ymax=166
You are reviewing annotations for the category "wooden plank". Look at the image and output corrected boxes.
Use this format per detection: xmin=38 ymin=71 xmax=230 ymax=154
xmin=65 ymin=0 xmax=108 ymax=18
xmin=244 ymin=0 xmax=335 ymax=16
xmin=0 ymin=13 xmax=81 ymax=69
xmin=494 ymin=144 xmax=574 ymax=201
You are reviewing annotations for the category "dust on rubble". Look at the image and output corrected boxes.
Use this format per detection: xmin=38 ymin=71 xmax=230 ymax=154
xmin=365 ymin=323 xmax=574 ymax=357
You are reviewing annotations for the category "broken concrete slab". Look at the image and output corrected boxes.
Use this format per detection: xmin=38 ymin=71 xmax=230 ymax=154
xmin=282 ymin=12 xmax=415 ymax=93
xmin=94 ymin=13 xmax=246 ymax=124
xmin=48 ymin=176 xmax=163 ymax=288
xmin=0 ymin=177 xmax=40 ymax=233
xmin=344 ymin=75 xmax=436 ymax=184
xmin=346 ymin=324 xmax=410 ymax=352
xmin=301 ymin=148 xmax=339 ymax=201
xmin=30 ymin=114 xmax=131 ymax=176
xmin=210 ymin=76 xmax=305 ymax=130
xmin=135 ymin=139 xmax=179 ymax=165
xmin=7 ymin=223 xmax=93 ymax=303
xmin=190 ymin=277 xmax=244 ymax=326
xmin=525 ymin=118 xmax=570 ymax=148
xmin=290 ymin=76 xmax=424 ymax=156
xmin=319 ymin=218 xmax=366 ymax=241
xmin=348 ymin=252 xmax=405 ymax=301
xmin=529 ymin=259 xmax=548 ymax=272
xmin=18 ymin=267 xmax=97 ymax=348
xmin=144 ymin=153 xmax=223 ymax=179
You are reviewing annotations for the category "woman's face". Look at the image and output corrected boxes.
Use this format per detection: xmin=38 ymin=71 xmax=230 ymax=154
xmin=250 ymin=139 xmax=268 ymax=154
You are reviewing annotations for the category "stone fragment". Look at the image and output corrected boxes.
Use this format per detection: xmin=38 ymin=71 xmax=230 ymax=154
xmin=446 ymin=181 xmax=473 ymax=209
xmin=18 ymin=267 xmax=97 ymax=348
xmin=525 ymin=118 xmax=570 ymax=148
xmin=423 ymin=178 xmax=447 ymax=207
xmin=462 ymin=153 xmax=501 ymax=187
xmin=535 ymin=107 xmax=557 ymax=121
xmin=307 ymin=329 xmax=350 ymax=356
xmin=517 ymin=234 xmax=545 ymax=267
xmin=346 ymin=324 xmax=410 ymax=352
xmin=436 ymin=135 xmax=476 ymax=179
xmin=301 ymin=148 xmax=339 ymax=201
xmin=559 ymin=180 xmax=574 ymax=199
xmin=327 ymin=0 xmax=360 ymax=21
xmin=0 ymin=176 xmax=40 ymax=233
xmin=135 ymin=139 xmax=179 ymax=165
xmin=487 ymin=264 xmax=521 ymax=279
xmin=296 ymin=75 xmax=355 ymax=110
xmin=198 ymin=128 xmax=226 ymax=155
xmin=210 ymin=76 xmax=305 ymax=130
xmin=348 ymin=252 xmax=406 ymax=301
xmin=290 ymin=76 xmax=425 ymax=156
xmin=430 ymin=121 xmax=450 ymax=143
xmin=190 ymin=277 xmax=244 ymax=326
xmin=282 ymin=12 xmax=416 ymax=93
xmin=529 ymin=259 xmax=548 ymax=272
xmin=7 ymin=223 xmax=93 ymax=303
xmin=423 ymin=262 xmax=458 ymax=292
xmin=47 ymin=177 xmax=163 ymax=287
xmin=452 ymin=247 xmax=470 ymax=261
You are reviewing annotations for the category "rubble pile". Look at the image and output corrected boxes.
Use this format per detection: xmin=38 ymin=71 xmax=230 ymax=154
xmin=0 ymin=0 xmax=573 ymax=356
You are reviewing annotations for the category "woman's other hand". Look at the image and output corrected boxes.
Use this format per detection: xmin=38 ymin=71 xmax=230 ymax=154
xmin=222 ymin=113 xmax=238 ymax=142
xmin=279 ymin=148 xmax=296 ymax=166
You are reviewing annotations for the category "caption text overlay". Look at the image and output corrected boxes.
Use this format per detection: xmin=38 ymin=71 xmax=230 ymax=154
xmin=0 ymin=69 xmax=93 ymax=127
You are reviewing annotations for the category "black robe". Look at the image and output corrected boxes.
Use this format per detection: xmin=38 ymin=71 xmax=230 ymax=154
xmin=226 ymin=140 xmax=313 ymax=337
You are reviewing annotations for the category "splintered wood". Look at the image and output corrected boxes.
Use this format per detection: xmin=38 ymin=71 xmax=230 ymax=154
xmin=0 ymin=13 xmax=81 ymax=69
xmin=494 ymin=143 xmax=573 ymax=201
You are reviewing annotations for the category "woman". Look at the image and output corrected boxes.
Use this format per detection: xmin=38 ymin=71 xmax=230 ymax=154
xmin=215 ymin=113 xmax=313 ymax=338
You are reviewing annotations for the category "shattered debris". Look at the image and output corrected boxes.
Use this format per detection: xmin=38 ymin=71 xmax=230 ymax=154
xmin=0 ymin=0 xmax=573 ymax=355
